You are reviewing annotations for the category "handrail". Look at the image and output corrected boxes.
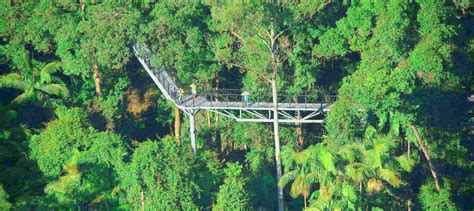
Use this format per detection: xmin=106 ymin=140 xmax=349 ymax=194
xmin=133 ymin=42 xmax=337 ymax=108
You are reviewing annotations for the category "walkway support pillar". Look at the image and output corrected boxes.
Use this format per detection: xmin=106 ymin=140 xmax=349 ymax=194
xmin=189 ymin=111 xmax=197 ymax=153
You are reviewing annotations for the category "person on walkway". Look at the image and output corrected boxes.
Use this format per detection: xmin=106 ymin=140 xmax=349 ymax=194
xmin=190 ymin=82 xmax=197 ymax=105
xmin=241 ymin=90 xmax=250 ymax=107
xmin=178 ymin=87 xmax=184 ymax=103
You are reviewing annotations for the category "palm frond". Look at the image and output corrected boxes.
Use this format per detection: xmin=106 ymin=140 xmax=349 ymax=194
xmin=290 ymin=175 xmax=306 ymax=198
xmin=396 ymin=154 xmax=415 ymax=172
xmin=40 ymin=69 xmax=52 ymax=84
xmin=372 ymin=135 xmax=394 ymax=155
xmin=305 ymin=172 xmax=320 ymax=185
xmin=0 ymin=73 xmax=28 ymax=90
xmin=42 ymin=61 xmax=60 ymax=73
xmin=338 ymin=144 xmax=355 ymax=163
xmin=279 ymin=170 xmax=297 ymax=189
xmin=12 ymin=89 xmax=35 ymax=104
xmin=378 ymin=168 xmax=401 ymax=187
xmin=344 ymin=163 xmax=368 ymax=182
xmin=363 ymin=149 xmax=382 ymax=169
xmin=281 ymin=147 xmax=296 ymax=172
xmin=341 ymin=183 xmax=356 ymax=202
xmin=40 ymin=83 xmax=69 ymax=98
xmin=40 ymin=61 xmax=60 ymax=84
xmin=295 ymin=149 xmax=311 ymax=165
xmin=316 ymin=144 xmax=336 ymax=174
xmin=364 ymin=125 xmax=377 ymax=140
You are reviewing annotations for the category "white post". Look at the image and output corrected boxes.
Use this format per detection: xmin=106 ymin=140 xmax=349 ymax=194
xmin=189 ymin=112 xmax=196 ymax=153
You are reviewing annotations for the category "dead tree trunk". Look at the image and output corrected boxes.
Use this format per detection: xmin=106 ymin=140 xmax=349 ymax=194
xmin=408 ymin=123 xmax=441 ymax=191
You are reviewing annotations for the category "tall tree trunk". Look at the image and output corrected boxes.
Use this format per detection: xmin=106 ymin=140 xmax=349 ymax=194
xmin=174 ymin=106 xmax=181 ymax=145
xmin=214 ymin=94 xmax=222 ymax=156
xmin=303 ymin=192 xmax=308 ymax=208
xmin=408 ymin=123 xmax=441 ymax=191
xmin=93 ymin=64 xmax=101 ymax=96
xmin=80 ymin=0 xmax=85 ymax=12
xmin=260 ymin=27 xmax=284 ymax=211
xmin=207 ymin=110 xmax=211 ymax=127
xmin=293 ymin=96 xmax=303 ymax=148
xmin=271 ymin=43 xmax=284 ymax=211
xmin=140 ymin=190 xmax=145 ymax=211
xmin=407 ymin=139 xmax=411 ymax=161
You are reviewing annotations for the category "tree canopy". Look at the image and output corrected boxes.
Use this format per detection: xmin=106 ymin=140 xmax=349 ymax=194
xmin=0 ymin=1 xmax=472 ymax=210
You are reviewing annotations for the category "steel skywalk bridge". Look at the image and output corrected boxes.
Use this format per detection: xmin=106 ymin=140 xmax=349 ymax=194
xmin=133 ymin=43 xmax=336 ymax=152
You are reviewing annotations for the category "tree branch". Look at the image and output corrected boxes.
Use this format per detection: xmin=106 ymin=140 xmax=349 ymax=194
xmin=229 ymin=30 xmax=245 ymax=43
xmin=257 ymin=31 xmax=273 ymax=53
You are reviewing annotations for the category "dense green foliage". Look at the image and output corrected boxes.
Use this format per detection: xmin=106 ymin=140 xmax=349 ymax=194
xmin=0 ymin=0 xmax=472 ymax=210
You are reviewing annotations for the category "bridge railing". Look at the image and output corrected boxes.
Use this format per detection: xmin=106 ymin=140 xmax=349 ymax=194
xmin=201 ymin=88 xmax=337 ymax=108
xmin=134 ymin=43 xmax=337 ymax=109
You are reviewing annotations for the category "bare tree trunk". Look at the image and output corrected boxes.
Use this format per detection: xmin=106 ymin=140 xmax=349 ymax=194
xmin=303 ymin=192 xmax=307 ymax=208
xmin=293 ymin=96 xmax=303 ymax=148
xmin=174 ymin=106 xmax=181 ymax=145
xmin=207 ymin=110 xmax=211 ymax=127
xmin=407 ymin=139 xmax=411 ymax=161
xmin=272 ymin=71 xmax=284 ymax=211
xmin=93 ymin=64 xmax=101 ymax=96
xmin=270 ymin=36 xmax=284 ymax=210
xmin=408 ymin=123 xmax=441 ymax=191
xmin=140 ymin=190 xmax=145 ymax=211
xmin=214 ymin=94 xmax=222 ymax=156
xmin=407 ymin=199 xmax=412 ymax=211
xmin=80 ymin=1 xmax=85 ymax=12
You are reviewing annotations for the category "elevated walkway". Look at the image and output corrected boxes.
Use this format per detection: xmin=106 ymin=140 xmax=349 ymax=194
xmin=133 ymin=43 xmax=336 ymax=151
